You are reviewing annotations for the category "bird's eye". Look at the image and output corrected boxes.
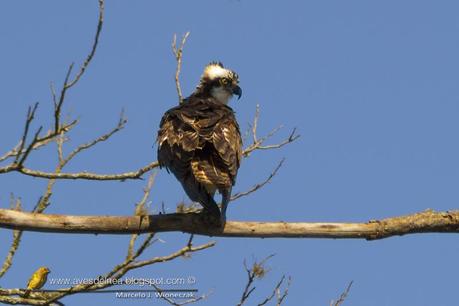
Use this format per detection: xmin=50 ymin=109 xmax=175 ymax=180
xmin=220 ymin=78 xmax=229 ymax=86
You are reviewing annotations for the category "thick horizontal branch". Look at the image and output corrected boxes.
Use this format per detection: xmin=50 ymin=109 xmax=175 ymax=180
xmin=0 ymin=209 xmax=458 ymax=240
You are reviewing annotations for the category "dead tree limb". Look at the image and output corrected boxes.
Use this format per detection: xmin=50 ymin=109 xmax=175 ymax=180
xmin=0 ymin=105 xmax=296 ymax=181
xmin=330 ymin=281 xmax=353 ymax=306
xmin=0 ymin=209 xmax=457 ymax=240
xmin=172 ymin=31 xmax=190 ymax=104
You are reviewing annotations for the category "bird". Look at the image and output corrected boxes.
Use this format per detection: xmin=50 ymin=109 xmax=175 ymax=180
xmin=23 ymin=266 xmax=50 ymax=297
xmin=157 ymin=62 xmax=243 ymax=226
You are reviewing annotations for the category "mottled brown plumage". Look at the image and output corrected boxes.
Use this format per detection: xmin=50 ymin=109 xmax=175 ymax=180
xmin=157 ymin=62 xmax=242 ymax=224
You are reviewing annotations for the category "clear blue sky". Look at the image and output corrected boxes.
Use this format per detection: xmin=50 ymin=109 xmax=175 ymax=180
xmin=1 ymin=1 xmax=459 ymax=305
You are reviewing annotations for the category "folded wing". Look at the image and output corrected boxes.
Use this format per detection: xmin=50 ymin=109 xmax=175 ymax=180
xmin=157 ymin=99 xmax=242 ymax=198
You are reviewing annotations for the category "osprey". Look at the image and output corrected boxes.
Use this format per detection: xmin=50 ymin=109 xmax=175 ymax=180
xmin=157 ymin=62 xmax=243 ymax=225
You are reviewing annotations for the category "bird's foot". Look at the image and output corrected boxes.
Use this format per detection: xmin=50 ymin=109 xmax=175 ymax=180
xmin=219 ymin=214 xmax=227 ymax=229
xmin=199 ymin=209 xmax=223 ymax=228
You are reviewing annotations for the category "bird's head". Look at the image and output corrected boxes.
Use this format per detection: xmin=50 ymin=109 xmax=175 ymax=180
xmin=196 ymin=62 xmax=242 ymax=104
xmin=38 ymin=267 xmax=50 ymax=275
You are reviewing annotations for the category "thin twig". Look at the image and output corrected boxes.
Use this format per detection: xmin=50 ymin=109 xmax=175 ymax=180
xmin=126 ymin=234 xmax=138 ymax=261
xmin=50 ymin=82 xmax=57 ymax=107
xmin=129 ymin=241 xmax=215 ymax=269
xmin=251 ymin=104 xmax=260 ymax=143
xmin=256 ymin=128 xmax=299 ymax=151
xmin=0 ymin=104 xmax=295 ymax=182
xmin=331 ymin=281 xmax=353 ymax=306
xmin=136 ymin=171 xmax=157 ymax=214
xmin=11 ymin=161 xmax=159 ymax=180
xmin=54 ymin=64 xmax=74 ymax=133
xmin=54 ymin=0 xmax=104 ymax=133
xmin=0 ymin=120 xmax=78 ymax=164
xmin=128 ymin=172 xmax=157 ymax=259
xmin=57 ymin=132 xmax=65 ymax=164
xmin=8 ymin=240 xmax=215 ymax=305
xmin=237 ymin=255 xmax=275 ymax=306
xmin=275 ymin=276 xmax=290 ymax=306
xmin=34 ymin=114 xmax=126 ymax=212
xmin=0 ymin=229 xmax=22 ymax=278
xmin=0 ymin=197 xmax=23 ymax=279
xmin=150 ymin=273 xmax=210 ymax=305
xmin=243 ymin=106 xmax=299 ymax=158
xmin=65 ymin=0 xmax=104 ymax=89
xmin=131 ymin=233 xmax=156 ymax=260
xmin=231 ymin=158 xmax=285 ymax=202
xmin=17 ymin=126 xmax=43 ymax=167
xmin=257 ymin=275 xmax=290 ymax=306
xmin=64 ymin=111 xmax=127 ymax=163
xmin=237 ymin=262 xmax=257 ymax=306
xmin=13 ymin=103 xmax=39 ymax=165
xmin=0 ymin=2 xmax=106 ymax=291
xmin=172 ymin=31 xmax=190 ymax=104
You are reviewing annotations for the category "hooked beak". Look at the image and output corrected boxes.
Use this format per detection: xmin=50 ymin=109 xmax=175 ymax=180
xmin=232 ymin=85 xmax=242 ymax=100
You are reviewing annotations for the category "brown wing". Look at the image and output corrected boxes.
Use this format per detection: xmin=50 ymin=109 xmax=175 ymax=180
xmin=157 ymin=99 xmax=242 ymax=195
xmin=211 ymin=113 xmax=243 ymax=185
xmin=157 ymin=110 xmax=197 ymax=180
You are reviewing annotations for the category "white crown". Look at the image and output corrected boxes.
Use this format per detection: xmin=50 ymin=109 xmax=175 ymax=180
xmin=203 ymin=63 xmax=232 ymax=80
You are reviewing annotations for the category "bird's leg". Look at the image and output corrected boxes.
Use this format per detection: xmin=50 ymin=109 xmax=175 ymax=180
xmin=220 ymin=187 xmax=232 ymax=227
xmin=198 ymin=193 xmax=222 ymax=227
xmin=198 ymin=209 xmax=222 ymax=228
xmin=200 ymin=196 xmax=221 ymax=218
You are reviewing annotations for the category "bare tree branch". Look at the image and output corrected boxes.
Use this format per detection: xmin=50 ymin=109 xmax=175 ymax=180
xmin=11 ymin=162 xmax=159 ymax=180
xmin=237 ymin=255 xmax=273 ymax=306
xmin=243 ymin=105 xmax=299 ymax=158
xmin=65 ymin=0 xmax=104 ymax=90
xmin=151 ymin=282 xmax=209 ymax=306
xmin=0 ymin=0 xmax=107 ymax=293
xmin=0 ymin=107 xmax=150 ymax=181
xmin=0 ymin=2 xmax=219 ymax=306
xmin=231 ymin=158 xmax=285 ymax=202
xmin=0 ymin=0 xmax=106 ymax=178
xmin=54 ymin=64 xmax=74 ymax=133
xmin=53 ymin=0 xmax=103 ymax=133
xmin=0 ymin=229 xmax=22 ymax=279
xmin=17 ymin=127 xmax=44 ymax=168
xmin=172 ymin=31 xmax=190 ymax=104
xmin=331 ymin=281 xmax=353 ymax=306
xmin=178 ymin=158 xmax=286 ymax=213
xmin=0 ymin=172 xmax=214 ymax=305
xmin=274 ymin=276 xmax=290 ymax=306
xmin=127 ymin=172 xmax=156 ymax=260
xmin=53 ymin=0 xmax=103 ymax=132
xmin=64 ymin=110 xmax=127 ymax=163
xmin=257 ymin=275 xmax=291 ymax=306
xmin=0 ymin=197 xmax=23 ymax=279
xmin=0 ymin=120 xmax=77 ymax=163
xmin=13 ymin=103 xmax=39 ymax=165
xmin=0 ymin=239 xmax=215 ymax=305
xmin=0 ymin=209 xmax=458 ymax=240
xmin=0 ymin=102 xmax=295 ymax=183
xmin=237 ymin=255 xmax=290 ymax=306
